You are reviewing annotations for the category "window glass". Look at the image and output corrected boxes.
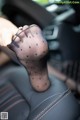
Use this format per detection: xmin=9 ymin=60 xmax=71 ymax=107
xmin=32 ymin=0 xmax=69 ymax=5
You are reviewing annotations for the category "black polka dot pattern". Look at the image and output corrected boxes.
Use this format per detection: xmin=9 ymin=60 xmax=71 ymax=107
xmin=29 ymin=46 xmax=31 ymax=48
xmin=9 ymin=24 xmax=50 ymax=92
xmin=36 ymin=43 xmax=38 ymax=46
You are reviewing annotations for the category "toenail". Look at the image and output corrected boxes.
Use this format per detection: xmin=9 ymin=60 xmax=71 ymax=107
xmin=23 ymin=25 xmax=29 ymax=30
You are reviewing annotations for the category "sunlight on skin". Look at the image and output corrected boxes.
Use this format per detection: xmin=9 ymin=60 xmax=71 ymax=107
xmin=0 ymin=18 xmax=18 ymax=46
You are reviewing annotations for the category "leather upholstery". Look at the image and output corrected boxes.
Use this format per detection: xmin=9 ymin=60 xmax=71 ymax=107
xmin=0 ymin=66 xmax=80 ymax=120
xmin=0 ymin=77 xmax=30 ymax=120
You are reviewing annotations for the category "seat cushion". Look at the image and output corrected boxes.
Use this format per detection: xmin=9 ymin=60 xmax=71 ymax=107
xmin=0 ymin=77 xmax=30 ymax=120
xmin=1 ymin=66 xmax=80 ymax=120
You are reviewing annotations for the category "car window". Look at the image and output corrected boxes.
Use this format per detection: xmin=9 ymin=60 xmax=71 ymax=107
xmin=32 ymin=0 xmax=70 ymax=12
xmin=32 ymin=0 xmax=69 ymax=5
xmin=32 ymin=0 xmax=59 ymax=12
xmin=32 ymin=0 xmax=62 ymax=5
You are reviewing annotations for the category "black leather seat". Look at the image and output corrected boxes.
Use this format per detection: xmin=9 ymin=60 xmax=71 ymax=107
xmin=0 ymin=66 xmax=80 ymax=120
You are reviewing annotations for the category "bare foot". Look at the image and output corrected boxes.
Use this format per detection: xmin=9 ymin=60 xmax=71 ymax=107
xmin=8 ymin=24 xmax=50 ymax=92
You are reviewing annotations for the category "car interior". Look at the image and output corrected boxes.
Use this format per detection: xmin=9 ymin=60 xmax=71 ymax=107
xmin=0 ymin=0 xmax=80 ymax=120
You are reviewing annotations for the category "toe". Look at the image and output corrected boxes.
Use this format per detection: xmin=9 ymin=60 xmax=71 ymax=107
xmin=16 ymin=29 xmax=25 ymax=38
xmin=29 ymin=24 xmax=41 ymax=34
xmin=18 ymin=27 xmax=23 ymax=30
xmin=23 ymin=25 xmax=29 ymax=30
xmin=15 ymin=36 xmax=20 ymax=42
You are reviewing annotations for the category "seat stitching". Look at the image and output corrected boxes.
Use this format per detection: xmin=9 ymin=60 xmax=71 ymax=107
xmin=33 ymin=95 xmax=61 ymax=120
xmin=32 ymin=89 xmax=70 ymax=112
xmin=0 ymin=84 xmax=12 ymax=93
xmin=33 ymin=89 xmax=70 ymax=120
xmin=37 ymin=90 xmax=71 ymax=120
xmin=0 ymin=94 xmax=21 ymax=109
xmin=0 ymin=86 xmax=14 ymax=97
xmin=32 ymin=93 xmax=61 ymax=112
xmin=3 ymin=99 xmax=25 ymax=112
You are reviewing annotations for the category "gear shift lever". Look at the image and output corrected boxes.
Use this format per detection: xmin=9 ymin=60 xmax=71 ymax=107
xmin=8 ymin=25 xmax=50 ymax=92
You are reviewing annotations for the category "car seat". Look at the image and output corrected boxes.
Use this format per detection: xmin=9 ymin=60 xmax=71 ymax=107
xmin=0 ymin=66 xmax=80 ymax=120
